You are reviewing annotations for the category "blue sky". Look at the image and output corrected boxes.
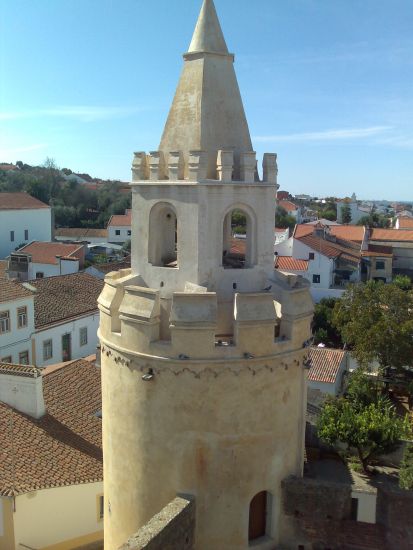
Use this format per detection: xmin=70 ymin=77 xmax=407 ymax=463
xmin=1 ymin=0 xmax=412 ymax=200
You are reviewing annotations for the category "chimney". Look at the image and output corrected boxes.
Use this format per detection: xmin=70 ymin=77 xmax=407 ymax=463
xmin=0 ymin=364 xmax=46 ymax=419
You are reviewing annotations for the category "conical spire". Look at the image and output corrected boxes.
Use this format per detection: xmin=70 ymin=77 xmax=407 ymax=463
xmin=188 ymin=0 xmax=229 ymax=55
xmin=159 ymin=0 xmax=253 ymax=179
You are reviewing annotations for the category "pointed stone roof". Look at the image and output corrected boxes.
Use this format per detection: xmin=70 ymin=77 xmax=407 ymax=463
xmin=188 ymin=0 xmax=229 ymax=55
xmin=159 ymin=0 xmax=253 ymax=179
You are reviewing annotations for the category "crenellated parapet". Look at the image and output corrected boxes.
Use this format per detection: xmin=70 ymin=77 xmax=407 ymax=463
xmin=131 ymin=149 xmax=278 ymax=186
xmin=98 ymin=269 xmax=313 ymax=365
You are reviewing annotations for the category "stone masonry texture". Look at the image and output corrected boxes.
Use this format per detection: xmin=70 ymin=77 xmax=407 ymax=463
xmin=118 ymin=496 xmax=195 ymax=550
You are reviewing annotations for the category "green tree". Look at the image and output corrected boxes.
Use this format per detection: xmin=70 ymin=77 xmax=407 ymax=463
xmin=275 ymin=205 xmax=296 ymax=229
xmin=400 ymin=443 xmax=413 ymax=490
xmin=317 ymin=396 xmax=408 ymax=473
xmin=312 ymin=297 xmax=343 ymax=347
xmin=357 ymin=213 xmax=390 ymax=228
xmin=341 ymin=204 xmax=352 ymax=224
xmin=333 ymin=281 xmax=413 ymax=377
xmin=393 ymin=274 xmax=412 ymax=291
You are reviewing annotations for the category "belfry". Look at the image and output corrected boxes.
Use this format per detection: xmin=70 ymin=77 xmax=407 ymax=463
xmin=98 ymin=1 xmax=313 ymax=548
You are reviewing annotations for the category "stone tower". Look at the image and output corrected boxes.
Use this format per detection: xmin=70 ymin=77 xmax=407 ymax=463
xmin=98 ymin=1 xmax=313 ymax=549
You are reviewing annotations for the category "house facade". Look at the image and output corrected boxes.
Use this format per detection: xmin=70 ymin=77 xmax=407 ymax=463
xmin=0 ymin=358 xmax=103 ymax=550
xmin=107 ymin=209 xmax=132 ymax=244
xmin=7 ymin=241 xmax=85 ymax=281
xmin=0 ymin=193 xmax=52 ymax=259
xmin=0 ymin=274 xmax=103 ymax=367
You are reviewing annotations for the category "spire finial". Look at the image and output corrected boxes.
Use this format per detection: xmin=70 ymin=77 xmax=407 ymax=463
xmin=188 ymin=0 xmax=229 ymax=55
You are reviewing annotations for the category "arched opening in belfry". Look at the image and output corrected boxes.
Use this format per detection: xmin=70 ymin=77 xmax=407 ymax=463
xmin=222 ymin=207 xmax=254 ymax=269
xmin=148 ymin=202 xmax=178 ymax=268
xmin=248 ymin=491 xmax=271 ymax=543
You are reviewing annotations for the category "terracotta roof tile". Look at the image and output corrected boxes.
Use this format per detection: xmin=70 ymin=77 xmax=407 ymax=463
xmin=30 ymin=273 xmax=104 ymax=328
xmin=0 ymin=359 xmax=102 ymax=496
xmin=397 ymin=217 xmax=413 ymax=229
xmin=275 ymin=256 xmax=309 ymax=271
xmin=16 ymin=242 xmax=84 ymax=265
xmin=279 ymin=200 xmax=298 ymax=212
xmin=0 ymin=279 xmax=34 ymax=303
xmin=107 ymin=210 xmax=132 ymax=227
xmin=94 ymin=257 xmax=131 ymax=274
xmin=0 ymin=362 xmax=42 ymax=378
xmin=0 ymin=192 xmax=49 ymax=210
xmin=293 ymin=224 xmax=365 ymax=243
xmin=308 ymin=347 xmax=346 ymax=384
xmin=371 ymin=228 xmax=413 ymax=242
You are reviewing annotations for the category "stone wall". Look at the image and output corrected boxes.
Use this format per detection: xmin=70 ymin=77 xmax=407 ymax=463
xmin=118 ymin=496 xmax=195 ymax=550
xmin=376 ymin=484 xmax=413 ymax=550
xmin=280 ymin=476 xmax=410 ymax=550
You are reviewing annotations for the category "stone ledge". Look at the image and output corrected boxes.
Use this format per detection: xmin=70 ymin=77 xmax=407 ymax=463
xmin=119 ymin=495 xmax=195 ymax=550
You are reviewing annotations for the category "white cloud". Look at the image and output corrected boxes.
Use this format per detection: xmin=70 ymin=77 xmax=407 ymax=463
xmin=253 ymin=126 xmax=392 ymax=143
xmin=0 ymin=105 xmax=146 ymax=122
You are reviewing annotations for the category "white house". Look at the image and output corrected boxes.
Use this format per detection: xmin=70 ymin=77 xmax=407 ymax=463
xmin=274 ymin=227 xmax=289 ymax=246
xmin=0 ymin=193 xmax=52 ymax=259
xmin=307 ymin=347 xmax=348 ymax=405
xmin=0 ymin=280 xmax=34 ymax=365
xmin=0 ymin=358 xmax=103 ymax=550
xmin=278 ymin=199 xmax=302 ymax=222
xmin=7 ymin=241 xmax=85 ymax=281
xmin=0 ymin=273 xmax=103 ymax=367
xmin=107 ymin=209 xmax=132 ymax=243
xmin=336 ymin=193 xmax=372 ymax=224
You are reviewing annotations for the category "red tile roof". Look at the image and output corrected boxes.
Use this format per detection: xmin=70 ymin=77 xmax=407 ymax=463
xmin=361 ymin=245 xmax=393 ymax=258
xmin=279 ymin=200 xmax=298 ymax=212
xmin=370 ymin=228 xmax=413 ymax=242
xmin=0 ymin=359 xmax=102 ymax=496
xmin=397 ymin=217 xmax=413 ymax=229
xmin=0 ymin=192 xmax=49 ymax=210
xmin=293 ymin=224 xmax=365 ymax=243
xmin=277 ymin=191 xmax=290 ymax=200
xmin=30 ymin=272 xmax=104 ymax=329
xmin=107 ymin=209 xmax=132 ymax=227
xmin=230 ymin=237 xmax=246 ymax=256
xmin=16 ymin=242 xmax=84 ymax=265
xmin=308 ymin=347 xmax=346 ymax=384
xmin=275 ymin=256 xmax=309 ymax=271
xmin=0 ymin=279 xmax=34 ymax=303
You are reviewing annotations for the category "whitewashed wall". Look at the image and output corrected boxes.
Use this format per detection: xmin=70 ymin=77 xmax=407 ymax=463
xmin=0 ymin=296 xmax=34 ymax=363
xmin=107 ymin=225 xmax=131 ymax=244
xmin=34 ymin=313 xmax=100 ymax=367
xmin=28 ymin=259 xmax=79 ymax=280
xmin=13 ymin=482 xmax=103 ymax=549
xmin=0 ymin=208 xmax=52 ymax=259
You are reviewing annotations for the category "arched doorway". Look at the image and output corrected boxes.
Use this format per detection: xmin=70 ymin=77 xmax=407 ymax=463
xmin=222 ymin=207 xmax=255 ymax=268
xmin=148 ymin=202 xmax=178 ymax=268
xmin=248 ymin=491 xmax=269 ymax=542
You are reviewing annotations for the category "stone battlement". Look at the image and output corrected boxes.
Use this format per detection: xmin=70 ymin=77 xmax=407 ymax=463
xmin=98 ymin=269 xmax=313 ymax=363
xmin=132 ymin=150 xmax=278 ymax=185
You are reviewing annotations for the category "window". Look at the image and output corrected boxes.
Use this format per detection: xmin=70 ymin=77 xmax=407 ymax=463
xmin=80 ymin=327 xmax=88 ymax=346
xmin=1 ymin=356 xmax=12 ymax=363
xmin=222 ymin=207 xmax=256 ymax=269
xmin=249 ymin=491 xmax=270 ymax=542
xmin=24 ymin=229 xmax=29 ymax=241
xmin=127 ymin=230 xmax=131 ymax=236
xmin=312 ymin=274 xmax=321 ymax=284
xmin=43 ymin=339 xmax=53 ymax=361
xmin=115 ymin=229 xmax=121 ymax=236
xmin=309 ymin=252 xmax=315 ymax=260
xmin=10 ymin=230 xmax=15 ymax=242
xmin=36 ymin=272 xmax=44 ymax=279
xmin=19 ymin=351 xmax=29 ymax=365
xmin=375 ymin=260 xmax=385 ymax=270
xmin=17 ymin=306 xmax=27 ymax=328
xmin=148 ymin=203 xmax=178 ymax=268
xmin=0 ymin=311 xmax=10 ymax=333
